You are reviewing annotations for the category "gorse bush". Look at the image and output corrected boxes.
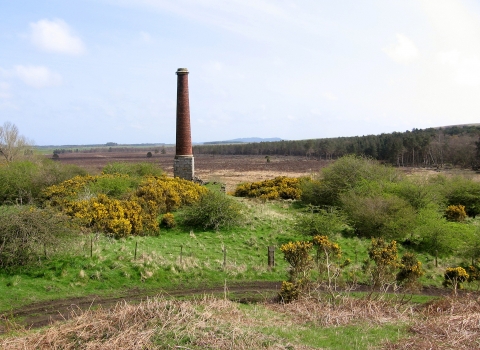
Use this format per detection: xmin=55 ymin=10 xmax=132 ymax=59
xmin=234 ymin=176 xmax=302 ymax=200
xmin=44 ymin=174 xmax=207 ymax=237
xmin=280 ymin=241 xmax=314 ymax=284
xmin=66 ymin=194 xmax=146 ymax=237
xmin=134 ymin=176 xmax=207 ymax=214
xmin=365 ymin=238 xmax=400 ymax=291
xmin=443 ymin=267 xmax=469 ymax=294
xmin=182 ymin=190 xmax=245 ymax=230
xmin=396 ymin=252 xmax=424 ymax=292
xmin=161 ymin=213 xmax=176 ymax=228
xmin=445 ymin=204 xmax=467 ymax=222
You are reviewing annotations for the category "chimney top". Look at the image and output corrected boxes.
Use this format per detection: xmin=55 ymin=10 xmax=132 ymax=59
xmin=176 ymin=68 xmax=189 ymax=75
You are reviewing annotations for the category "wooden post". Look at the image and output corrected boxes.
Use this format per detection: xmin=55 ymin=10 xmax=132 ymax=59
xmin=134 ymin=241 xmax=138 ymax=260
xmin=90 ymin=236 xmax=93 ymax=258
xmin=435 ymin=250 xmax=438 ymax=268
xmin=268 ymin=246 xmax=275 ymax=267
xmin=223 ymin=248 xmax=227 ymax=268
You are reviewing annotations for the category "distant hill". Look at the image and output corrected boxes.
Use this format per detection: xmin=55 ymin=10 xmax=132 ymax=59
xmin=203 ymin=137 xmax=282 ymax=145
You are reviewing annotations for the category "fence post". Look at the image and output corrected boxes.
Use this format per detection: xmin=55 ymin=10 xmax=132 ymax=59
xmin=134 ymin=241 xmax=138 ymax=260
xmin=90 ymin=236 xmax=93 ymax=258
xmin=223 ymin=248 xmax=227 ymax=268
xmin=268 ymin=246 xmax=275 ymax=267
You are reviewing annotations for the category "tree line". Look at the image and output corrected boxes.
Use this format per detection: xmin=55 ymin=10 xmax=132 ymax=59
xmin=194 ymin=125 xmax=480 ymax=168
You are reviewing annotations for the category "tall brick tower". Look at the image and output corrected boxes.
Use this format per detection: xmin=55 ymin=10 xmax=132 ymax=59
xmin=174 ymin=68 xmax=194 ymax=180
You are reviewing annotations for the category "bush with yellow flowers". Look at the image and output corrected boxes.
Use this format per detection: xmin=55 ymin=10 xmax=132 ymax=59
xmin=396 ymin=252 xmax=424 ymax=292
xmin=445 ymin=204 xmax=467 ymax=222
xmin=42 ymin=174 xmax=207 ymax=237
xmin=278 ymin=281 xmax=299 ymax=304
xmin=234 ymin=176 xmax=302 ymax=200
xmin=279 ymin=241 xmax=314 ymax=302
xmin=161 ymin=213 xmax=176 ymax=228
xmin=133 ymin=176 xmax=207 ymax=214
xmin=312 ymin=235 xmax=347 ymax=290
xmin=364 ymin=238 xmax=400 ymax=291
xmin=65 ymin=194 xmax=143 ymax=238
xmin=443 ymin=267 xmax=469 ymax=294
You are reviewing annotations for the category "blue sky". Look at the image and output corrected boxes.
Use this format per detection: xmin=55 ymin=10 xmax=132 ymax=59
xmin=1 ymin=0 xmax=480 ymax=145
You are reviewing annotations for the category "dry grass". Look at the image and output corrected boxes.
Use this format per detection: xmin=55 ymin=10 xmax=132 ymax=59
xmin=267 ymin=295 xmax=413 ymax=328
xmin=384 ymin=294 xmax=480 ymax=349
xmin=3 ymin=294 xmax=480 ymax=349
xmin=0 ymin=296 xmax=313 ymax=350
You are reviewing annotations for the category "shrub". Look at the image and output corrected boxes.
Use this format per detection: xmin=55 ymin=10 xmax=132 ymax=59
xmin=445 ymin=204 xmax=467 ymax=222
xmin=280 ymin=241 xmax=314 ymax=283
xmin=0 ymin=159 xmax=86 ymax=205
xmin=161 ymin=213 xmax=176 ymax=228
xmin=443 ymin=267 xmax=469 ymax=295
xmin=365 ymin=238 xmax=400 ymax=291
xmin=234 ymin=176 xmax=302 ymax=200
xmin=396 ymin=252 xmax=424 ymax=292
xmin=134 ymin=176 xmax=207 ymax=214
xmin=0 ymin=207 xmax=78 ymax=268
xmin=300 ymin=155 xmax=400 ymax=206
xmin=43 ymin=175 xmax=207 ymax=236
xmin=295 ymin=207 xmax=348 ymax=237
xmin=146 ymin=151 xmax=152 ymax=158
xmin=278 ymin=281 xmax=299 ymax=303
xmin=67 ymin=194 xmax=145 ymax=238
xmin=86 ymin=174 xmax=138 ymax=198
xmin=444 ymin=176 xmax=480 ymax=217
xmin=341 ymin=193 xmax=416 ymax=240
xmin=312 ymin=235 xmax=344 ymax=290
xmin=102 ymin=162 xmax=163 ymax=177
xmin=182 ymin=190 xmax=245 ymax=230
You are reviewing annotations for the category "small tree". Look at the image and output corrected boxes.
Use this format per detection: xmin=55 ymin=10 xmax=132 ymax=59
xmin=0 ymin=122 xmax=32 ymax=164
xmin=146 ymin=151 xmax=153 ymax=158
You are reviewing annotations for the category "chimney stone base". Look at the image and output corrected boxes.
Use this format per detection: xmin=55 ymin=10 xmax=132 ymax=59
xmin=174 ymin=155 xmax=194 ymax=180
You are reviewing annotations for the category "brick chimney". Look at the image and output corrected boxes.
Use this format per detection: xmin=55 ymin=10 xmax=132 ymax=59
xmin=174 ymin=68 xmax=194 ymax=180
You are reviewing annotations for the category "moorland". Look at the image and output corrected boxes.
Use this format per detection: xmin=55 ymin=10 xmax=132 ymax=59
xmin=1 ymin=131 xmax=480 ymax=348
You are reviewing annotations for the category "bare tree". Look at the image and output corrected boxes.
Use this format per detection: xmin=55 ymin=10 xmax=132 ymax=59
xmin=0 ymin=122 xmax=32 ymax=164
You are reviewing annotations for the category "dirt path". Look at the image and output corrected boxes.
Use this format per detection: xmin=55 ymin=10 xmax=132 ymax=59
xmin=0 ymin=281 xmax=282 ymax=333
xmin=1 ymin=281 xmax=468 ymax=335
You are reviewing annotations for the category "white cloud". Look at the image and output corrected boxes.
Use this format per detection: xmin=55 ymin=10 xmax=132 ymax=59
xmin=30 ymin=19 xmax=85 ymax=55
xmin=383 ymin=34 xmax=419 ymax=64
xmin=14 ymin=65 xmax=62 ymax=88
